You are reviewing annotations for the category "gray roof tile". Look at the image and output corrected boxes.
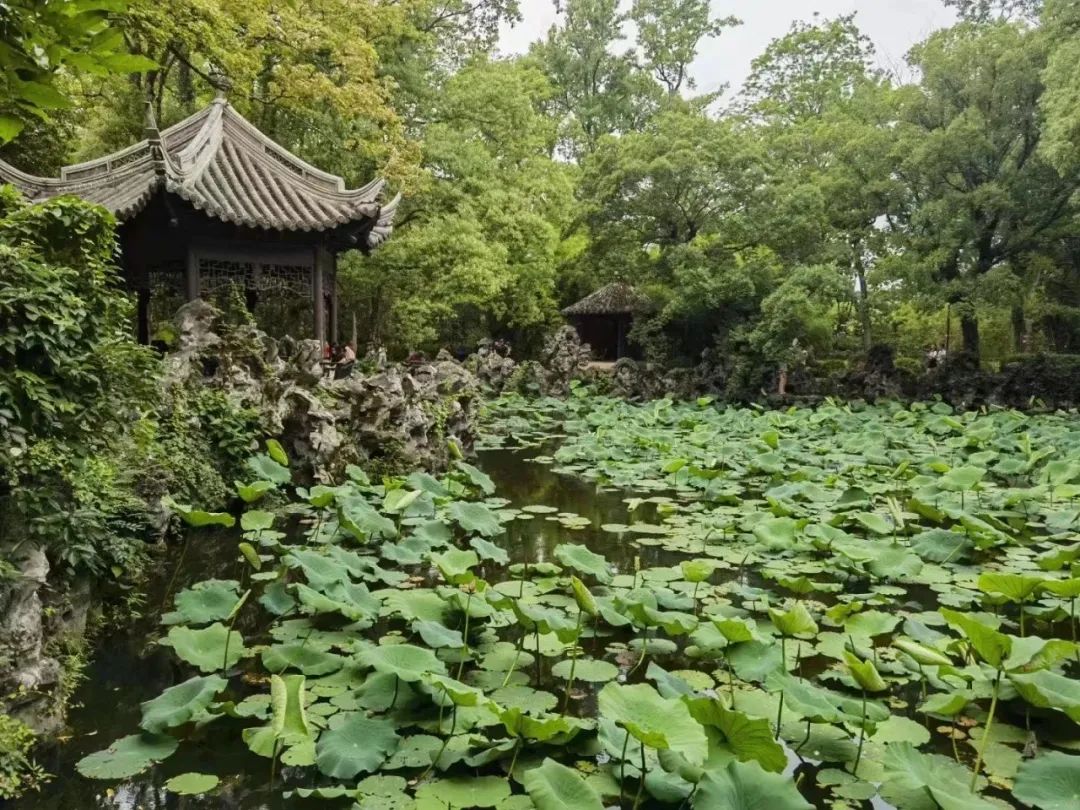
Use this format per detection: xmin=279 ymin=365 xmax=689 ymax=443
xmin=0 ymin=99 xmax=396 ymax=249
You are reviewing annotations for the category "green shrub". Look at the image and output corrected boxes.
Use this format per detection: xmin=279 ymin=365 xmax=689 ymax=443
xmin=0 ymin=715 xmax=47 ymax=799
xmin=0 ymin=192 xmax=158 ymax=577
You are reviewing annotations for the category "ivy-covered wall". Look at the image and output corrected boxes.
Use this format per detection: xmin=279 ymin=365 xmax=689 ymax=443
xmin=0 ymin=191 xmax=263 ymax=797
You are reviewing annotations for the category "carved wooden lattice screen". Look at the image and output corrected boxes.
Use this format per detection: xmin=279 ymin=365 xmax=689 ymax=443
xmin=147 ymin=258 xmax=186 ymax=339
xmin=195 ymin=247 xmax=315 ymax=339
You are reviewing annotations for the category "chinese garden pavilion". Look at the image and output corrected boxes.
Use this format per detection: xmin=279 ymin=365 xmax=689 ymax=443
xmin=562 ymin=282 xmax=651 ymax=361
xmin=0 ymin=96 xmax=398 ymax=344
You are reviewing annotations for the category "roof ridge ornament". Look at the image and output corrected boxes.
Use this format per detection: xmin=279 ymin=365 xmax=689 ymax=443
xmin=210 ymin=67 xmax=231 ymax=105
xmin=143 ymin=98 xmax=168 ymax=177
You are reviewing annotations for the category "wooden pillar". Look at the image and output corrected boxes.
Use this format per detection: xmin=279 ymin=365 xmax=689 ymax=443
xmin=313 ymin=245 xmax=328 ymax=345
xmin=137 ymin=288 xmax=151 ymax=345
xmin=185 ymin=246 xmax=200 ymax=301
xmin=328 ymin=253 xmax=339 ymax=345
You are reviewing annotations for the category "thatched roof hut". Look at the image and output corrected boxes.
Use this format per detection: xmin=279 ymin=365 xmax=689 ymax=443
xmin=561 ymin=282 xmax=650 ymax=360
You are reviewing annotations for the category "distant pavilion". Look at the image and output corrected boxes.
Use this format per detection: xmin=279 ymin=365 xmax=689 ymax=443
xmin=562 ymin=282 xmax=650 ymax=361
xmin=0 ymin=96 xmax=398 ymax=344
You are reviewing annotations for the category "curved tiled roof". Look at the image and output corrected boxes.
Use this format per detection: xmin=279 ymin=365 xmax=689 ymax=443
xmin=0 ymin=99 xmax=397 ymax=249
xmin=562 ymin=282 xmax=651 ymax=316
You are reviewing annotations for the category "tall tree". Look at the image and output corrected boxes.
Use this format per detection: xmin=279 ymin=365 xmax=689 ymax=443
xmin=896 ymin=21 xmax=1080 ymax=358
xmin=0 ymin=0 xmax=154 ymax=142
xmin=1040 ymin=0 xmax=1080 ymax=173
xmin=530 ymin=0 xmax=660 ymax=158
xmin=942 ymin=0 xmax=1043 ymax=22
xmin=742 ymin=15 xmax=897 ymax=352
xmin=629 ymin=0 xmax=739 ymax=95
xmin=343 ymin=57 xmax=574 ymax=353
xmin=739 ymin=14 xmax=877 ymax=123
xmin=73 ymin=0 xmax=424 ymax=187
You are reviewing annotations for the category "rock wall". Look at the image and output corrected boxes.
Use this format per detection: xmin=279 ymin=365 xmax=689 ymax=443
xmin=0 ymin=510 xmax=91 ymax=737
xmin=166 ymin=300 xmax=481 ymax=481
xmin=469 ymin=324 xmax=1080 ymax=409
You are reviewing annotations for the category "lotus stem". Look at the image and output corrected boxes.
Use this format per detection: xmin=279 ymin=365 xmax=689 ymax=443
xmin=521 ymin=544 xmax=530 ymax=598
xmin=852 ymin=689 xmax=868 ymax=776
xmin=775 ymin=690 xmax=785 ymax=740
xmin=534 ymin=628 xmax=541 ymax=680
xmin=221 ymin=628 xmax=232 ymax=678
xmin=632 ymin=743 xmax=647 ymax=810
xmin=421 ymin=701 xmax=455 ymax=782
xmin=502 ymin=632 xmax=526 ymax=688
xmin=269 ymin=737 xmax=281 ymax=793
xmin=796 ymin=718 xmax=812 ymax=753
xmin=1071 ymin=598 xmax=1078 ymax=661
xmin=692 ymin=581 xmax=700 ymax=616
xmin=971 ymin=670 xmax=1002 ymax=792
xmin=455 ymin=590 xmax=472 ymax=680
xmin=562 ymin=608 xmax=584 ymax=712
xmin=620 ymin=729 xmax=631 ymax=806
xmin=390 ymin=675 xmax=399 ymax=710
xmin=630 ymin=628 xmax=650 ymax=676
xmin=508 ymin=736 xmax=523 ymax=776
xmin=159 ymin=533 xmax=191 ymax=612
xmin=950 ymin=717 xmax=960 ymax=762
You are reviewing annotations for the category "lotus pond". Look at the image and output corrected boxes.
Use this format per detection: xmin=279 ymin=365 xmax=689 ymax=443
xmin=17 ymin=395 xmax=1080 ymax=810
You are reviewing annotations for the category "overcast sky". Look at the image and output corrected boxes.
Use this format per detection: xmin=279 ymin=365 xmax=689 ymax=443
xmin=497 ymin=1 xmax=958 ymax=99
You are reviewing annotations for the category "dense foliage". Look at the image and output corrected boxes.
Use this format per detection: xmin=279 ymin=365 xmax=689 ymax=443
xmin=0 ymin=191 xmax=158 ymax=572
xmin=0 ymin=191 xmax=260 ymax=580
xmin=65 ymin=396 xmax=1080 ymax=808
xmin=2 ymin=0 xmax=1077 ymax=369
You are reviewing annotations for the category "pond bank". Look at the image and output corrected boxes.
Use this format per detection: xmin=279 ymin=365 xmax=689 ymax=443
xmin=9 ymin=446 xmax=636 ymax=809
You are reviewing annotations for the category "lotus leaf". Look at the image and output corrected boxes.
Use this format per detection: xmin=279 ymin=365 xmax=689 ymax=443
xmin=247 ymin=453 xmax=291 ymax=484
xmin=551 ymin=657 xmax=618 ymax=683
xmin=448 ymin=501 xmax=503 ymax=536
xmin=523 ymin=758 xmax=604 ymax=810
xmin=163 ymin=579 xmax=242 ymax=626
xmin=271 ymin=673 xmax=310 ymax=740
xmin=161 ymin=623 xmax=247 ymax=673
xmin=768 ymin=602 xmax=818 ymax=638
xmin=415 ymin=776 xmax=509 ymax=808
xmin=262 ymin=643 xmax=345 ymax=676
xmin=695 ymin=759 xmax=812 ymax=810
xmin=140 ymin=674 xmax=227 ymax=733
xmin=315 ymin=713 xmax=399 ymax=779
xmin=880 ymin=742 xmax=997 ymax=810
xmin=597 ymin=682 xmax=708 ymax=765
xmin=76 ymin=733 xmax=179 ymax=779
xmin=553 ymin=543 xmax=611 ymax=583
xmin=359 ymin=643 xmax=447 ymax=682
xmin=1013 ymin=751 xmax=1080 ymax=810
xmin=164 ymin=771 xmax=219 ymax=795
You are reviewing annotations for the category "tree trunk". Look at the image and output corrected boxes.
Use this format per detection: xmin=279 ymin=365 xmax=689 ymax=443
xmin=1011 ymin=305 xmax=1026 ymax=354
xmin=961 ymin=313 xmax=980 ymax=361
xmin=853 ymin=249 xmax=872 ymax=354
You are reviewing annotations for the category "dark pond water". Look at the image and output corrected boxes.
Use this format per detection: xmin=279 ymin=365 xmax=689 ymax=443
xmin=11 ymin=449 xmax=654 ymax=810
xmin=15 ymin=447 xmax=1040 ymax=810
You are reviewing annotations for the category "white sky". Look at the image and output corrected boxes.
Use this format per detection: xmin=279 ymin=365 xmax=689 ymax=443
xmin=497 ymin=1 xmax=958 ymax=98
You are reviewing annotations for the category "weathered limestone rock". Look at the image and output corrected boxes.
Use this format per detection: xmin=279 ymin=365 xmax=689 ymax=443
xmin=538 ymin=326 xmax=593 ymax=395
xmin=162 ymin=302 xmax=481 ymax=481
xmin=0 ymin=539 xmax=61 ymax=732
xmin=468 ymin=339 xmax=518 ymax=392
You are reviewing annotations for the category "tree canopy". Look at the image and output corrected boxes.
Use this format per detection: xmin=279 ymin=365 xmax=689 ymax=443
xmin=2 ymin=0 xmax=1078 ymax=365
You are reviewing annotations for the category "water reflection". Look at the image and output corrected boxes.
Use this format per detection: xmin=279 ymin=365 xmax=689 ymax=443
xmin=14 ymin=449 xmax=649 ymax=810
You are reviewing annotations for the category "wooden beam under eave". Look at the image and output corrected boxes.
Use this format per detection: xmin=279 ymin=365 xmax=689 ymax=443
xmin=314 ymin=244 xmax=329 ymax=345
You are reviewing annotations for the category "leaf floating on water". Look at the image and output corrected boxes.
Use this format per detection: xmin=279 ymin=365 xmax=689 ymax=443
xmin=164 ymin=772 xmax=219 ymax=795
xmin=76 ymin=733 xmax=178 ymax=780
